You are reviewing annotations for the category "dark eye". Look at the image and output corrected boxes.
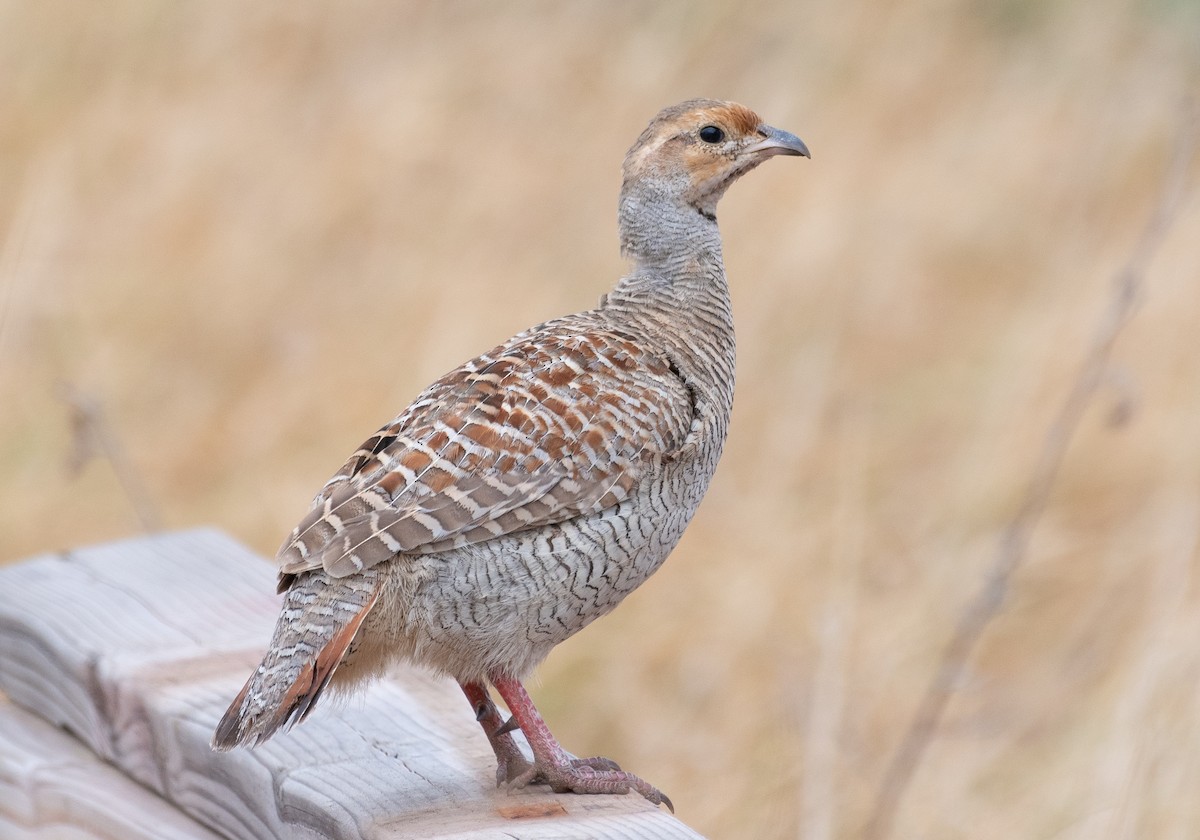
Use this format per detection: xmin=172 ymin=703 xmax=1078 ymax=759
xmin=698 ymin=125 xmax=725 ymax=144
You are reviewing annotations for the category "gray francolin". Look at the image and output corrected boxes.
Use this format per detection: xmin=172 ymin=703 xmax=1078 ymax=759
xmin=213 ymin=99 xmax=808 ymax=809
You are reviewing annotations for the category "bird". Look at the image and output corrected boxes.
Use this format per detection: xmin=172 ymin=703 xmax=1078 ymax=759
xmin=212 ymin=98 xmax=808 ymax=810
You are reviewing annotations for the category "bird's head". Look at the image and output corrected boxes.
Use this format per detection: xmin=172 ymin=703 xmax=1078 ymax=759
xmin=621 ymin=99 xmax=809 ymax=222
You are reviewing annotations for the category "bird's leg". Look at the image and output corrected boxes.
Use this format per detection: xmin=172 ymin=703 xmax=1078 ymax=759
xmin=459 ymin=681 xmax=533 ymax=786
xmin=488 ymin=673 xmax=673 ymax=812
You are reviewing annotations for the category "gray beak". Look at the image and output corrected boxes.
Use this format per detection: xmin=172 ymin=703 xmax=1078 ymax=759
xmin=745 ymin=125 xmax=810 ymax=159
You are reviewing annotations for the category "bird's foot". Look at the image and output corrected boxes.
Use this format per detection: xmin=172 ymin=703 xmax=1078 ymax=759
xmin=508 ymin=754 xmax=673 ymax=812
xmin=491 ymin=737 xmax=535 ymax=786
xmin=512 ymin=754 xmax=620 ymax=785
xmin=488 ymin=673 xmax=673 ymax=811
xmin=460 ymin=681 xmax=535 ymax=786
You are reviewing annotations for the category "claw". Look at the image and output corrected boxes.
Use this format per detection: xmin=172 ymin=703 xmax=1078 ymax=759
xmin=493 ymin=716 xmax=520 ymax=737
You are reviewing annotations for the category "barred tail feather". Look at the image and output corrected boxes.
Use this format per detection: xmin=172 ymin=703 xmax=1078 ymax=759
xmin=212 ymin=570 xmax=380 ymax=750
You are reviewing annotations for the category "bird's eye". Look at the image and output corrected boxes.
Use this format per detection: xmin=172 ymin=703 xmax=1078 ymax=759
xmin=698 ymin=125 xmax=725 ymax=144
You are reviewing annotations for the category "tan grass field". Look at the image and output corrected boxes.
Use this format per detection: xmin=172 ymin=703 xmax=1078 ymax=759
xmin=3 ymin=2 xmax=1200 ymax=837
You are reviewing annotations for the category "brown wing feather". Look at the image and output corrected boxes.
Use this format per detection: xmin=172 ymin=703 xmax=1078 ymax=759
xmin=277 ymin=317 xmax=692 ymax=579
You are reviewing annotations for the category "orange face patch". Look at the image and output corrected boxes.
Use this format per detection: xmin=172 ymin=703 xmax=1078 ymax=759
xmin=695 ymin=102 xmax=762 ymax=138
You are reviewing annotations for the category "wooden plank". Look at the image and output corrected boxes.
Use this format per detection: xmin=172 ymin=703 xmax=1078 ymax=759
xmin=0 ymin=529 xmax=703 ymax=840
xmin=0 ymin=696 xmax=223 ymax=840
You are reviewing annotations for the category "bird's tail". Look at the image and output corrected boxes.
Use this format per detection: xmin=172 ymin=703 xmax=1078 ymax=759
xmin=212 ymin=569 xmax=380 ymax=750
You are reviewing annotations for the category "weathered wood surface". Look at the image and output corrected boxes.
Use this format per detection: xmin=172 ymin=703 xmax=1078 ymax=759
xmin=0 ymin=697 xmax=223 ymax=840
xmin=0 ymin=529 xmax=704 ymax=840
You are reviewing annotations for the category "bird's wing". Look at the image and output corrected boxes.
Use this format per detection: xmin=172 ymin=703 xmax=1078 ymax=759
xmin=276 ymin=320 xmax=695 ymax=579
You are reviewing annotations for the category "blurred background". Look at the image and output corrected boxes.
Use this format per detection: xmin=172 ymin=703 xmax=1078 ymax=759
xmin=2 ymin=1 xmax=1199 ymax=837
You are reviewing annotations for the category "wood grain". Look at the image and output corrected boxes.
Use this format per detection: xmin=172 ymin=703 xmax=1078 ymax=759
xmin=0 ymin=529 xmax=703 ymax=839
xmin=0 ymin=698 xmax=223 ymax=840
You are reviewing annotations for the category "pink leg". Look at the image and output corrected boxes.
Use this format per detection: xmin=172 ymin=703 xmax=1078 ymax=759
xmin=489 ymin=673 xmax=673 ymax=811
xmin=460 ymin=681 xmax=533 ymax=786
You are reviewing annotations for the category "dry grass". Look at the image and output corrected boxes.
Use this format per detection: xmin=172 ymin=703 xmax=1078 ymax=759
xmin=2 ymin=2 xmax=1199 ymax=837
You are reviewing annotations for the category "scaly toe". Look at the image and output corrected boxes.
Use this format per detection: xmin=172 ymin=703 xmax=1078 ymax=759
xmin=488 ymin=736 xmax=534 ymax=787
xmin=570 ymin=755 xmax=622 ymax=772
xmin=495 ymin=750 xmax=534 ymax=787
xmin=507 ymin=764 xmax=541 ymax=790
xmin=534 ymin=758 xmax=672 ymax=810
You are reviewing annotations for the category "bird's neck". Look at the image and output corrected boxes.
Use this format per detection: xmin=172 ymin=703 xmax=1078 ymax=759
xmin=616 ymin=187 xmax=725 ymax=275
xmin=611 ymin=186 xmax=732 ymax=318
xmin=606 ymin=191 xmax=736 ymax=398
